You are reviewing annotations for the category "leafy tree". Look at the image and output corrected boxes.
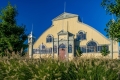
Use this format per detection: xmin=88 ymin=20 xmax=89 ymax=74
xmin=101 ymin=0 xmax=120 ymax=42
xmin=101 ymin=45 xmax=110 ymax=56
xmin=76 ymin=47 xmax=82 ymax=57
xmin=101 ymin=0 xmax=120 ymax=59
xmin=0 ymin=2 xmax=28 ymax=56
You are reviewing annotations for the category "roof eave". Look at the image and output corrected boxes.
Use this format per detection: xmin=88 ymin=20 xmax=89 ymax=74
xmin=52 ymin=16 xmax=78 ymax=21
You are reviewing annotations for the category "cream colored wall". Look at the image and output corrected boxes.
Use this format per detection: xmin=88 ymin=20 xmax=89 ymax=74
xmin=113 ymin=53 xmax=118 ymax=59
xmin=33 ymin=15 xmax=119 ymax=59
xmin=33 ymin=54 xmax=40 ymax=58
xmin=113 ymin=41 xmax=119 ymax=52
xmin=59 ymin=35 xmax=67 ymax=40
xmin=113 ymin=41 xmax=119 ymax=59
xmin=109 ymin=40 xmax=119 ymax=59
xmin=69 ymin=54 xmax=74 ymax=60
xmin=34 ymin=16 xmax=110 ymax=49
xmin=54 ymin=54 xmax=58 ymax=59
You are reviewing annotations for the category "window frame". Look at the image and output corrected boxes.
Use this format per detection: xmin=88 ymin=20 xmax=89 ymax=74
xmin=76 ymin=31 xmax=86 ymax=41
xmin=68 ymin=44 xmax=72 ymax=53
xmin=59 ymin=43 xmax=66 ymax=48
xmin=46 ymin=35 xmax=53 ymax=43
xmin=53 ymin=45 xmax=57 ymax=53
xmin=87 ymin=41 xmax=97 ymax=53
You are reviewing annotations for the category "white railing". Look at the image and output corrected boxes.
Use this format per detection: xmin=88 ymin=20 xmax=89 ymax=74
xmin=33 ymin=48 xmax=52 ymax=54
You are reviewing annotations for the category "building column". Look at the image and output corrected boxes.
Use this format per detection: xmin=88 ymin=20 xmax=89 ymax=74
xmin=86 ymin=45 xmax=87 ymax=53
xmin=57 ymin=35 xmax=59 ymax=59
xmin=72 ymin=36 xmax=74 ymax=59
xmin=66 ymin=33 xmax=69 ymax=61
xmin=66 ymin=42 xmax=68 ymax=61
xmin=28 ymin=32 xmax=35 ymax=59
xmin=52 ymin=38 xmax=54 ymax=58
xmin=28 ymin=42 xmax=33 ymax=59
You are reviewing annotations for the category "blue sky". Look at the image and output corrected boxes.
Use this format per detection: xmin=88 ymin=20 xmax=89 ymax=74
xmin=0 ymin=0 xmax=112 ymax=40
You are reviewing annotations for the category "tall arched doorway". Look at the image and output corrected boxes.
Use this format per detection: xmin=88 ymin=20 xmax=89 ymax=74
xmin=59 ymin=43 xmax=66 ymax=60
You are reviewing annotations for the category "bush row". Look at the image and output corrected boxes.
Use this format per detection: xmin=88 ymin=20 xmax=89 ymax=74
xmin=0 ymin=58 xmax=120 ymax=80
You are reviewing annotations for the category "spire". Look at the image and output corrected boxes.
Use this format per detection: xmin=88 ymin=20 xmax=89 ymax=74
xmin=62 ymin=2 xmax=66 ymax=31
xmin=31 ymin=24 xmax=33 ymax=34
xmin=64 ymin=2 xmax=66 ymax=13
xmin=30 ymin=24 xmax=34 ymax=37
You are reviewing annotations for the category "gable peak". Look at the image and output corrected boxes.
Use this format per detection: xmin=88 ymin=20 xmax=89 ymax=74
xmin=52 ymin=12 xmax=78 ymax=21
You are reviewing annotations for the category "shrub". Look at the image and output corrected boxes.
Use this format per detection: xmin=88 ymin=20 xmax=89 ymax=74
xmin=101 ymin=45 xmax=110 ymax=56
xmin=0 ymin=58 xmax=120 ymax=79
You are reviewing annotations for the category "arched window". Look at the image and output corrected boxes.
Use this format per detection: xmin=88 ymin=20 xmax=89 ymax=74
xmin=46 ymin=35 xmax=53 ymax=43
xmin=54 ymin=45 xmax=57 ymax=53
xmin=59 ymin=43 xmax=65 ymax=48
xmin=68 ymin=44 xmax=72 ymax=53
xmin=77 ymin=31 xmax=86 ymax=41
xmin=87 ymin=41 xmax=97 ymax=53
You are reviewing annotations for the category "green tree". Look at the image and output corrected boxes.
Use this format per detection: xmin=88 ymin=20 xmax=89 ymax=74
xmin=101 ymin=45 xmax=110 ymax=56
xmin=101 ymin=0 xmax=120 ymax=42
xmin=101 ymin=0 xmax=120 ymax=59
xmin=0 ymin=2 xmax=28 ymax=56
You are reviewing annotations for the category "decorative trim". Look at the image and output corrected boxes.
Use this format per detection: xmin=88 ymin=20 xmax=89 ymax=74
xmin=86 ymin=40 xmax=98 ymax=46
xmin=78 ymin=30 xmax=86 ymax=34
xmin=57 ymin=30 xmax=68 ymax=35
xmin=113 ymin=51 xmax=119 ymax=53
xmin=47 ymin=34 xmax=54 ymax=37
xmin=46 ymin=34 xmax=54 ymax=43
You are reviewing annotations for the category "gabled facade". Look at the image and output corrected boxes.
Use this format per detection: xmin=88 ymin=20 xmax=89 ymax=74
xmin=32 ymin=12 xmax=119 ymax=60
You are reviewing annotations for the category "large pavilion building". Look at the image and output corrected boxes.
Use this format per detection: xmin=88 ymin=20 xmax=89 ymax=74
xmin=28 ymin=12 xmax=119 ymax=60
